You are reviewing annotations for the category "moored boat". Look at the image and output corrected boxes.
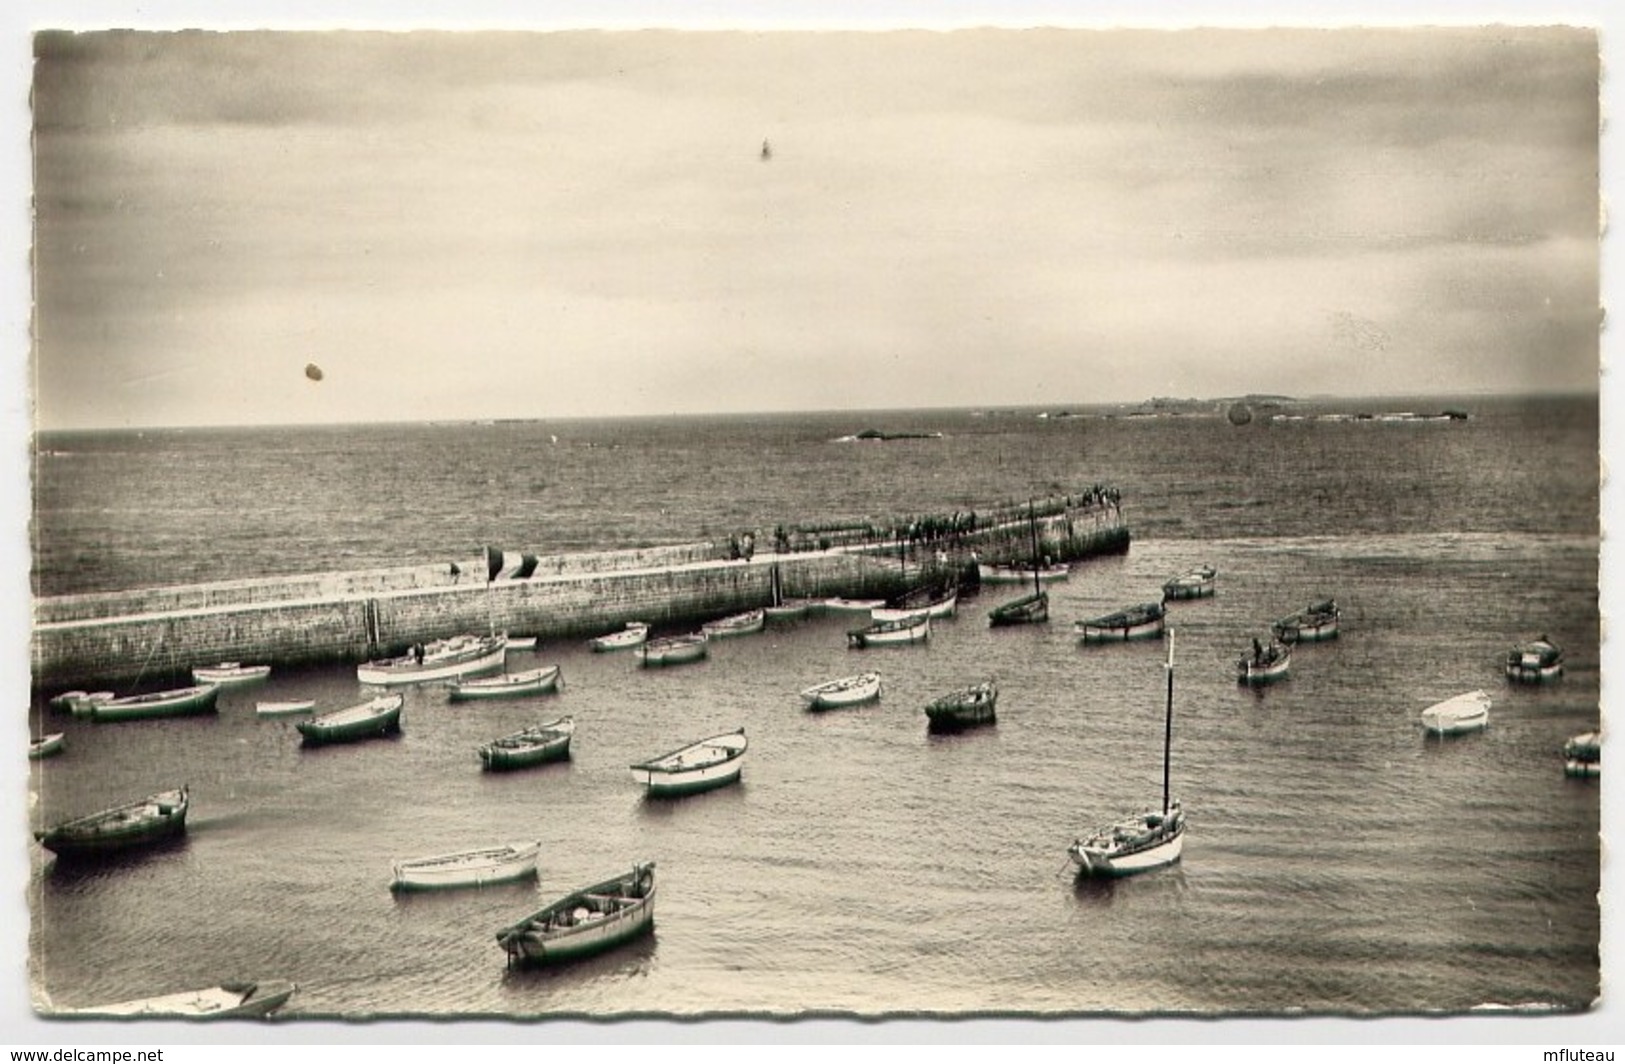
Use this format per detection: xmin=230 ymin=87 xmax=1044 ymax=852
xmin=1271 ymin=599 xmax=1340 ymax=643
xmin=478 ymin=717 xmax=575 ymax=771
xmin=356 ymin=633 xmax=507 ymax=686
xmin=988 ymin=590 xmax=1048 ymax=627
xmin=1505 ymin=636 xmax=1563 ymax=683
xmin=62 ymin=979 xmax=297 ymax=1019
xmin=823 ymin=596 xmax=887 ymax=615
xmin=448 ymin=664 xmax=563 ymax=702
xmin=1420 ymin=689 xmax=1492 ymax=736
xmin=1237 ymin=639 xmax=1292 ymax=684
xmin=800 ymin=671 xmax=883 ymax=710
xmin=1069 ymin=632 xmax=1185 ymax=878
xmin=1161 ymin=565 xmax=1217 ymax=600
xmin=925 ymin=678 xmax=998 ymax=732
xmin=847 ymin=612 xmax=931 ymax=648
xmin=35 ymin=786 xmax=190 ymax=858
xmin=588 ymin=621 xmax=650 ymax=652
xmin=977 ymin=561 xmax=1069 ymax=584
xmin=630 ymin=728 xmax=748 ymax=796
xmin=763 ymin=563 xmax=816 ymax=621
xmin=256 ymin=699 xmax=316 ymax=717
xmin=191 ymin=662 xmax=272 ymax=685
xmin=495 ymin=862 xmax=656 ymax=967
xmin=295 ymin=693 xmax=404 ymax=745
xmin=636 ymin=633 xmax=709 ymax=667
xmin=872 ymin=585 xmax=958 ymax=623
xmin=28 ymin=732 xmax=65 ymax=759
xmin=391 ymin=841 xmax=542 ymax=891
xmin=1076 ymin=602 xmax=1167 ymax=643
xmin=1564 ymin=731 xmax=1601 ymax=761
xmin=71 ymin=684 xmax=221 ymax=723
xmin=701 ymin=609 xmax=766 ymax=639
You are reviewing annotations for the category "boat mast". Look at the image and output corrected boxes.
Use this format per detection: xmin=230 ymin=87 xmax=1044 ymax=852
xmin=1163 ymin=628 xmax=1175 ymax=816
xmin=1028 ymin=498 xmax=1042 ymax=597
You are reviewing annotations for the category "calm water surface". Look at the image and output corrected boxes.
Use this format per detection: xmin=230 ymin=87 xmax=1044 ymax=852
xmin=25 ymin=397 xmax=1602 ymax=1020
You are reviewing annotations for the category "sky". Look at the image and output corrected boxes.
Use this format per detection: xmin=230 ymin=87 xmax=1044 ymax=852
xmin=23 ymin=15 xmax=1602 ymax=430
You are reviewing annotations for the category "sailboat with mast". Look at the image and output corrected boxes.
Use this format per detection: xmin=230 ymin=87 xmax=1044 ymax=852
xmin=987 ymin=500 xmax=1051 ymax=627
xmin=1067 ymin=630 xmax=1186 ymax=878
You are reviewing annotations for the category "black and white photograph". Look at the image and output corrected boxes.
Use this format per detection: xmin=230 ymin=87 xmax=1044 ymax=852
xmin=11 ymin=3 xmax=1612 ymax=1046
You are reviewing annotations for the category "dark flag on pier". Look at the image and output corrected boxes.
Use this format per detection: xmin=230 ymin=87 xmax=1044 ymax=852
xmin=485 ymin=545 xmax=540 ymax=581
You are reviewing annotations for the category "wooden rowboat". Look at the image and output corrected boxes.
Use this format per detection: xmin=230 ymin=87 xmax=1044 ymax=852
xmin=69 ymin=684 xmax=220 ymax=723
xmin=1077 ymin=602 xmax=1167 ymax=643
xmin=495 ymin=863 xmax=656 ymax=967
xmin=356 ymin=633 xmax=507 ymax=686
xmin=1161 ymin=565 xmax=1216 ymax=601
xmin=191 ymin=662 xmax=272 ymax=685
xmin=62 ymin=979 xmax=297 ymax=1019
xmin=35 ymin=786 xmax=189 ymax=858
xmin=800 ymin=671 xmax=883 ymax=710
xmin=1420 ymin=689 xmax=1492 ymax=736
xmin=925 ymin=678 xmax=998 ymax=732
xmin=700 ymin=609 xmax=766 ymax=638
xmin=295 ymin=694 xmax=404 ymax=745
xmin=1272 ymin=599 xmax=1341 ymax=643
xmin=588 ymin=622 xmax=650 ymax=652
xmin=28 ymin=732 xmax=65 ymax=759
xmin=1237 ymin=640 xmax=1292 ymax=684
xmin=391 ymin=841 xmax=542 ymax=891
xmin=478 ymin=717 xmax=575 ymax=771
xmin=256 ymin=699 xmax=316 ymax=717
xmin=630 ymin=728 xmax=747 ymax=796
xmin=636 ymin=633 xmax=709 ymax=667
xmin=448 ymin=665 xmax=563 ymax=702
xmin=847 ymin=612 xmax=931 ymax=648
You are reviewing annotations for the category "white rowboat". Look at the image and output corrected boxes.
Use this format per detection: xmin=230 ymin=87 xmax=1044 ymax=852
xmin=1420 ymin=689 xmax=1492 ymax=736
xmin=391 ymin=841 xmax=542 ymax=891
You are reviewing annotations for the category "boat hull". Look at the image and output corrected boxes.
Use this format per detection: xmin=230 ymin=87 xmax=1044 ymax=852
xmin=496 ymin=864 xmax=657 ymax=968
xmin=356 ymin=637 xmax=507 ymax=685
xmin=848 ymin=616 xmax=931 ymax=648
xmin=479 ymin=720 xmax=575 ymax=771
xmin=589 ymin=623 xmax=650 ymax=652
xmin=296 ymin=695 xmax=404 ymax=745
xmin=80 ymin=685 xmax=221 ymax=722
xmin=28 ymin=733 xmax=65 ymax=759
xmin=36 ymin=788 xmax=190 ymax=858
xmin=448 ymin=665 xmax=562 ymax=701
xmin=1506 ymin=661 xmax=1563 ymax=683
xmin=925 ymin=681 xmax=998 ymax=732
xmin=392 ymin=842 xmax=542 ymax=892
xmin=1275 ymin=619 xmax=1339 ymax=643
xmin=191 ymin=663 xmax=272 ymax=685
xmin=256 ymin=700 xmax=316 ymax=717
xmin=1237 ymin=659 xmax=1291 ymax=684
xmin=66 ymin=980 xmax=297 ymax=1019
xmin=1565 ymin=759 xmax=1601 ymax=778
xmin=1078 ymin=615 xmax=1166 ymax=642
xmin=1420 ymin=690 xmax=1492 ymax=736
xmin=637 ymin=637 xmax=709 ymax=666
xmin=988 ymin=591 xmax=1048 ymax=627
xmin=1071 ymin=824 xmax=1185 ymax=878
xmin=800 ymin=672 xmax=883 ymax=710
xmin=978 ymin=564 xmax=1068 ymax=584
xmin=700 ymin=610 xmax=766 ymax=638
xmin=633 ymin=760 xmax=744 ymax=797
xmin=1161 ymin=584 xmax=1214 ymax=601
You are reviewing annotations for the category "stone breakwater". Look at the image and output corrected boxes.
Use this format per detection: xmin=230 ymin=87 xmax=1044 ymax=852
xmin=31 ymin=507 xmax=1127 ymax=690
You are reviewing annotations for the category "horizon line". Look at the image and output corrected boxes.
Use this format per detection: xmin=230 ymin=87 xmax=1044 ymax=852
xmin=30 ymin=387 xmax=1600 ymax=435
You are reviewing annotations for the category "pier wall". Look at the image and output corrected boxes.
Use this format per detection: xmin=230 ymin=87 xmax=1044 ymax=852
xmin=31 ymin=510 xmax=1128 ymax=690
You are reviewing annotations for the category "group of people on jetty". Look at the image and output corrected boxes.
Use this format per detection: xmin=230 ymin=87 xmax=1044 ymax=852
xmin=757 ymin=486 xmax=1123 ymax=557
